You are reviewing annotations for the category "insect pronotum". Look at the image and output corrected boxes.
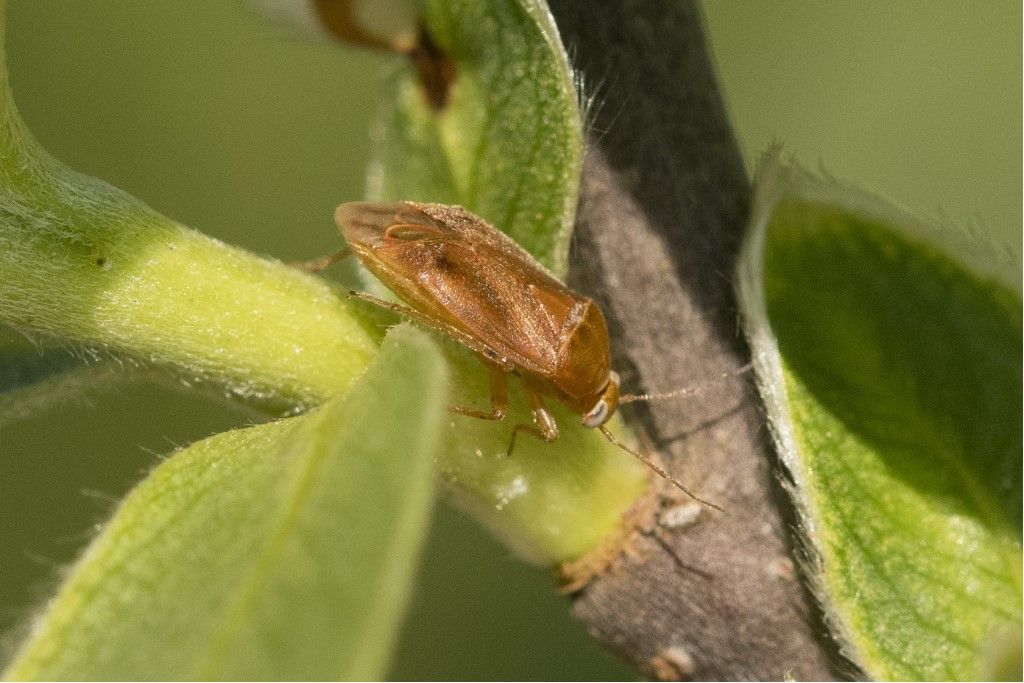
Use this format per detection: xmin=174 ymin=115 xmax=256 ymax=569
xmin=304 ymin=201 xmax=731 ymax=510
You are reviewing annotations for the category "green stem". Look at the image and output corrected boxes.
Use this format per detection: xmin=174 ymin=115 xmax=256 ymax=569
xmin=0 ymin=0 xmax=647 ymax=567
xmin=0 ymin=2 xmax=378 ymax=409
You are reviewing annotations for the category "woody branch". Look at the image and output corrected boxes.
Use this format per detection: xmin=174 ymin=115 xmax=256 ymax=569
xmin=548 ymin=1 xmax=846 ymax=679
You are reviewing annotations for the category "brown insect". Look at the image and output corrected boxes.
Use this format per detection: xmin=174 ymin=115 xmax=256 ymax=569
xmin=303 ymin=201 xmax=724 ymax=509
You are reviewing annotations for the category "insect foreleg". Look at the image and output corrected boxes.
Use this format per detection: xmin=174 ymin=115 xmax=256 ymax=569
xmin=450 ymin=365 xmax=508 ymax=421
xmin=505 ymin=389 xmax=559 ymax=457
xmin=288 ymin=248 xmax=352 ymax=272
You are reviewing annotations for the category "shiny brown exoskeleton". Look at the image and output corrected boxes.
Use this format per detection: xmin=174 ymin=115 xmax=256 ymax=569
xmin=307 ymin=201 xmax=721 ymax=508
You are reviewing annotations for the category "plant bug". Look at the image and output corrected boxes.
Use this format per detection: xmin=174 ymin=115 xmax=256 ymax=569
xmin=306 ymin=201 xmax=729 ymax=510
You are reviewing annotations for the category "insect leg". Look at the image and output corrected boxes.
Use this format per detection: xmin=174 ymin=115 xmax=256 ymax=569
xmin=289 ymin=248 xmax=352 ymax=272
xmin=450 ymin=365 xmax=509 ymax=421
xmin=505 ymin=389 xmax=559 ymax=457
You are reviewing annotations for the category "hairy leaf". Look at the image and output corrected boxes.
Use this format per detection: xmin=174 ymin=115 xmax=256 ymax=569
xmin=5 ymin=325 xmax=445 ymax=680
xmin=0 ymin=349 xmax=130 ymax=427
xmin=370 ymin=0 xmax=582 ymax=276
xmin=737 ymin=154 xmax=1022 ymax=680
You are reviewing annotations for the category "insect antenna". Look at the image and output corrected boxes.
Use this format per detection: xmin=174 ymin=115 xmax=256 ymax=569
xmin=618 ymin=362 xmax=754 ymax=404
xmin=597 ymin=425 xmax=724 ymax=512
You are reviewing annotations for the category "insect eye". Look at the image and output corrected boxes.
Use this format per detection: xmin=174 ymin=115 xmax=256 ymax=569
xmin=582 ymin=399 xmax=609 ymax=429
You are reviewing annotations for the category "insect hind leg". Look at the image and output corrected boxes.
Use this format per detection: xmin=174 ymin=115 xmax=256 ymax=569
xmin=450 ymin=365 xmax=509 ymax=421
xmin=505 ymin=390 xmax=559 ymax=457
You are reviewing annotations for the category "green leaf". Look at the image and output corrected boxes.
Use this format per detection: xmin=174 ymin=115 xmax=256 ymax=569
xmin=0 ymin=343 xmax=80 ymax=393
xmin=4 ymin=324 xmax=446 ymax=681
xmin=370 ymin=0 xmax=582 ymax=276
xmin=0 ymin=348 xmax=130 ymax=427
xmin=363 ymin=0 xmax=649 ymax=566
xmin=737 ymin=153 xmax=1022 ymax=680
xmin=0 ymin=328 xmax=135 ymax=426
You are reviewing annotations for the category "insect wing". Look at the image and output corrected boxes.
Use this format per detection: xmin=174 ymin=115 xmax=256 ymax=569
xmin=336 ymin=201 xmax=436 ymax=250
xmin=386 ymin=236 xmax=577 ymax=374
xmin=337 ymin=202 xmax=586 ymax=377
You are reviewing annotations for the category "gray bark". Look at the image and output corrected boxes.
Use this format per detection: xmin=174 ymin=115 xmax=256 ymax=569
xmin=547 ymin=1 xmax=849 ymax=679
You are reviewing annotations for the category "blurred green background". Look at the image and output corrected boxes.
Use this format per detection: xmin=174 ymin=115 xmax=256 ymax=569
xmin=0 ymin=1 xmax=1018 ymax=679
